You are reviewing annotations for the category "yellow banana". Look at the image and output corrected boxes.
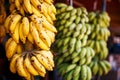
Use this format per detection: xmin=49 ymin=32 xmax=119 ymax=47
xmin=46 ymin=29 xmax=55 ymax=43
xmin=22 ymin=17 xmax=30 ymax=37
xmin=50 ymin=4 xmax=56 ymax=14
xmin=44 ymin=0 xmax=52 ymax=4
xmin=31 ymin=56 xmax=46 ymax=77
xmin=4 ymin=14 xmax=14 ymax=33
xmin=34 ymin=50 xmax=54 ymax=67
xmin=6 ymin=39 xmax=17 ymax=59
xmin=19 ymin=22 xmax=26 ymax=44
xmin=27 ymin=32 xmax=34 ymax=44
xmin=5 ymin=38 xmax=12 ymax=50
xmin=42 ymin=18 xmax=57 ymax=33
xmin=9 ymin=14 xmax=22 ymax=34
xmin=34 ymin=53 xmax=53 ymax=71
xmin=10 ymin=53 xmax=21 ymax=73
xmin=31 ymin=5 xmax=43 ymax=17
xmin=16 ymin=54 xmax=31 ymax=79
xmin=24 ymin=54 xmax=39 ymax=76
xmin=19 ymin=6 xmax=25 ymax=16
xmin=36 ymin=28 xmax=51 ymax=47
xmin=16 ymin=43 xmax=23 ymax=53
xmin=15 ymin=0 xmax=21 ymax=10
xmin=23 ymin=0 xmax=32 ymax=14
xmin=30 ymin=0 xmax=41 ymax=10
xmin=11 ymin=22 xmax=20 ymax=43
xmin=30 ymin=22 xmax=49 ymax=50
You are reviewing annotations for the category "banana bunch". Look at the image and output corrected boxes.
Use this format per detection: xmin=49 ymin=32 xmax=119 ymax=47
xmin=88 ymin=11 xmax=110 ymax=28
xmin=9 ymin=49 xmax=54 ymax=80
xmin=52 ymin=3 xmax=95 ymax=80
xmin=4 ymin=13 xmax=56 ymax=50
xmin=57 ymin=63 xmax=92 ymax=80
xmin=89 ymin=60 xmax=111 ymax=76
xmin=5 ymin=38 xmax=54 ymax=79
xmin=87 ymin=11 xmax=111 ymax=76
xmin=0 ymin=0 xmax=6 ymax=24
xmin=55 ymin=46 xmax=95 ymax=66
xmin=4 ymin=0 xmax=57 ymax=79
xmin=88 ymin=11 xmax=111 ymax=41
xmin=8 ymin=0 xmax=56 ymax=23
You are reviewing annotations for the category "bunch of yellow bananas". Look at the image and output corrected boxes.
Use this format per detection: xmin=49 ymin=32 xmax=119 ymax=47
xmin=9 ymin=44 xmax=54 ymax=79
xmin=4 ymin=0 xmax=57 ymax=79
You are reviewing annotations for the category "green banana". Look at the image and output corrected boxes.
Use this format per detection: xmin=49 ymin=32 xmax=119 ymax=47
xmin=70 ymin=8 xmax=77 ymax=16
xmin=75 ymin=40 xmax=81 ymax=53
xmin=65 ymin=64 xmax=76 ymax=73
xmin=80 ymin=65 xmax=87 ymax=80
xmin=72 ymin=56 xmax=80 ymax=63
xmin=86 ymin=66 xmax=92 ymax=80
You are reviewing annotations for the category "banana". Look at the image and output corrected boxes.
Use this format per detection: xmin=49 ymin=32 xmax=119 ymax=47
xmin=34 ymin=50 xmax=54 ymax=67
xmin=30 ymin=22 xmax=49 ymax=50
xmin=42 ymin=18 xmax=57 ymax=33
xmin=72 ymin=56 xmax=80 ymax=63
xmin=31 ymin=56 xmax=46 ymax=77
xmin=95 ymin=40 xmax=100 ymax=53
xmin=16 ymin=54 xmax=30 ymax=79
xmin=45 ymin=29 xmax=55 ymax=43
xmin=11 ymin=21 xmax=20 ymax=43
xmin=73 ymin=66 xmax=81 ymax=77
xmin=79 ymin=47 xmax=87 ymax=59
xmin=24 ymin=54 xmax=39 ymax=76
xmin=9 ymin=14 xmax=22 ymax=34
xmin=10 ymin=53 xmax=21 ymax=73
xmin=15 ymin=0 xmax=21 ymax=10
xmin=16 ymin=43 xmax=23 ymax=53
xmin=65 ymin=64 xmax=76 ymax=73
xmin=103 ymin=60 xmax=111 ymax=71
xmin=69 ymin=23 xmax=76 ymax=31
xmin=92 ymin=61 xmax=99 ymax=75
xmin=86 ymin=66 xmax=92 ymax=80
xmin=5 ymin=38 xmax=12 ymax=50
xmin=22 ymin=17 xmax=30 ymax=38
xmin=79 ymin=58 xmax=86 ymax=65
xmin=27 ymin=32 xmax=34 ymax=44
xmin=80 ymin=65 xmax=87 ymax=80
xmin=66 ymin=70 xmax=74 ymax=80
xmin=55 ymin=3 xmax=67 ymax=9
xmin=98 ymin=65 xmax=103 ymax=76
xmin=19 ymin=22 xmax=26 ymax=44
xmin=23 ymin=0 xmax=32 ymax=14
xmin=34 ymin=53 xmax=53 ymax=71
xmin=6 ymin=39 xmax=17 ymax=59
xmin=71 ymin=51 xmax=80 ymax=59
xmin=30 ymin=0 xmax=41 ymax=10
xmin=4 ymin=14 xmax=14 ymax=33
xmin=99 ymin=61 xmax=110 ymax=74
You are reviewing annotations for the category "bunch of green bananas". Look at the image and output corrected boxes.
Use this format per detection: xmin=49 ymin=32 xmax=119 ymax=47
xmin=55 ymin=47 xmax=95 ymax=66
xmin=53 ymin=3 xmax=94 ymax=80
xmin=87 ymin=11 xmax=111 ymax=76
xmin=57 ymin=63 xmax=92 ymax=80
xmin=4 ymin=0 xmax=57 ymax=79
xmin=88 ymin=11 xmax=111 ymax=41
xmin=89 ymin=60 xmax=111 ymax=76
